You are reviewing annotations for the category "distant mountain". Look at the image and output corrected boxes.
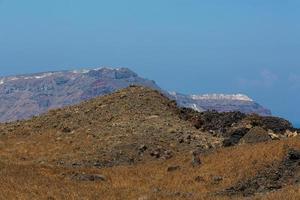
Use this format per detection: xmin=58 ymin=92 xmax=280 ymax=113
xmin=0 ymin=67 xmax=271 ymax=122
xmin=169 ymin=92 xmax=271 ymax=116
xmin=0 ymin=67 xmax=159 ymax=122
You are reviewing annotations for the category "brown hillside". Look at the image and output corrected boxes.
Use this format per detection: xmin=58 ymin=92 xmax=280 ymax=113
xmin=0 ymin=86 xmax=300 ymax=199
xmin=0 ymin=86 xmax=219 ymax=168
xmin=1 ymin=138 xmax=300 ymax=199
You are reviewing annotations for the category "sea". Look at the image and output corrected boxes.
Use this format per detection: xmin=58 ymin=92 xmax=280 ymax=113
xmin=293 ymin=122 xmax=300 ymax=129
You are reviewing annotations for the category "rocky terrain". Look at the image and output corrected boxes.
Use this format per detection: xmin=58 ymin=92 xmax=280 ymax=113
xmin=0 ymin=86 xmax=219 ymax=168
xmin=179 ymin=108 xmax=298 ymax=147
xmin=0 ymin=86 xmax=299 ymax=199
xmin=0 ymin=67 xmax=270 ymax=122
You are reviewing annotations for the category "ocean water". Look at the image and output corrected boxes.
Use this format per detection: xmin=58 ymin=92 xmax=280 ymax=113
xmin=293 ymin=123 xmax=300 ymax=128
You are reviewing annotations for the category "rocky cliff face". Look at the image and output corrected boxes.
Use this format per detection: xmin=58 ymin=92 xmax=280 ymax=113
xmin=0 ymin=67 xmax=159 ymax=122
xmin=0 ymin=67 xmax=271 ymax=122
xmin=170 ymin=92 xmax=271 ymax=116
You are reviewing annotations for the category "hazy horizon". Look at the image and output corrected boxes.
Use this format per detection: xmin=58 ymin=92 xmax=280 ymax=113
xmin=0 ymin=1 xmax=299 ymax=126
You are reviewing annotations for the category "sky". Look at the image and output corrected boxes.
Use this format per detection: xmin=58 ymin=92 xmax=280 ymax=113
xmin=0 ymin=0 xmax=299 ymax=126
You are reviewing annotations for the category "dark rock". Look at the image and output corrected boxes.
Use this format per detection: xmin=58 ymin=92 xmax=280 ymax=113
xmin=150 ymin=149 xmax=161 ymax=158
xmin=240 ymin=127 xmax=271 ymax=144
xmin=191 ymin=151 xmax=201 ymax=167
xmin=179 ymin=108 xmax=296 ymax=148
xmin=192 ymin=149 xmax=202 ymax=156
xmin=62 ymin=127 xmax=72 ymax=133
xmin=223 ymin=128 xmax=249 ymax=147
xmin=178 ymin=138 xmax=184 ymax=143
xmin=194 ymin=176 xmax=204 ymax=182
xmin=173 ymin=191 xmax=193 ymax=198
xmin=71 ymin=162 xmax=81 ymax=167
xmin=150 ymin=148 xmax=173 ymax=160
xmin=181 ymin=110 xmax=247 ymax=132
xmin=287 ymin=149 xmax=300 ymax=161
xmin=247 ymin=115 xmax=293 ymax=133
xmin=138 ymin=144 xmax=147 ymax=153
xmin=212 ymin=176 xmax=223 ymax=183
xmin=178 ymin=134 xmax=194 ymax=144
xmin=167 ymin=165 xmax=181 ymax=172
xmin=221 ymin=148 xmax=300 ymax=197
xmin=71 ymin=173 xmax=106 ymax=182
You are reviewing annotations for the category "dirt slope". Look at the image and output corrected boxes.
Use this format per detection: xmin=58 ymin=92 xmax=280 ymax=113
xmin=0 ymin=86 xmax=219 ymax=168
xmin=0 ymin=86 xmax=299 ymax=200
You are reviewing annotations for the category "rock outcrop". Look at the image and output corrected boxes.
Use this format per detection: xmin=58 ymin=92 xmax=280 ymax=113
xmin=179 ymin=109 xmax=298 ymax=146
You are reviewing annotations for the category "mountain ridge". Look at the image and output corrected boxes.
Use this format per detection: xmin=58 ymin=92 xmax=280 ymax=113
xmin=0 ymin=67 xmax=271 ymax=122
xmin=169 ymin=91 xmax=271 ymax=116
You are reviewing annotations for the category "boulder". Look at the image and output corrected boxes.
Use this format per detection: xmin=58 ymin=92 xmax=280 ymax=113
xmin=284 ymin=130 xmax=298 ymax=138
xmin=223 ymin=128 xmax=249 ymax=147
xmin=240 ymin=127 xmax=271 ymax=144
xmin=191 ymin=150 xmax=202 ymax=167
xmin=167 ymin=165 xmax=181 ymax=172
xmin=268 ymin=130 xmax=280 ymax=140
xmin=71 ymin=173 xmax=106 ymax=182
xmin=150 ymin=147 xmax=173 ymax=160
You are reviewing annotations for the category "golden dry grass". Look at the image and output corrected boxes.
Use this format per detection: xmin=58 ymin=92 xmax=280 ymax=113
xmin=0 ymin=87 xmax=299 ymax=199
xmin=1 ymin=138 xmax=300 ymax=200
xmin=0 ymin=86 xmax=219 ymax=168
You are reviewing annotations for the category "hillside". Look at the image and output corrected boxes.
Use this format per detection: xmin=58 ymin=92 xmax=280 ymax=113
xmin=0 ymin=86 xmax=299 ymax=199
xmin=0 ymin=67 xmax=270 ymax=123
xmin=0 ymin=86 xmax=219 ymax=168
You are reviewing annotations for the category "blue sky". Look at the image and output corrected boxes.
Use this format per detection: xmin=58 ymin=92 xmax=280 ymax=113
xmin=0 ymin=0 xmax=299 ymax=126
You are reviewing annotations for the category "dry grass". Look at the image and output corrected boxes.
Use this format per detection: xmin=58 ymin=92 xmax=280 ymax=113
xmin=1 ymin=138 xmax=300 ymax=200
xmin=0 ymin=86 xmax=219 ymax=168
xmin=0 ymin=87 xmax=299 ymax=199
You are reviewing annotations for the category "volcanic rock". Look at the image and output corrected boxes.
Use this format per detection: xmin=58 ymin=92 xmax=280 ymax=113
xmin=222 ymin=148 xmax=300 ymax=197
xmin=71 ymin=173 xmax=106 ymax=182
xmin=239 ymin=127 xmax=272 ymax=144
